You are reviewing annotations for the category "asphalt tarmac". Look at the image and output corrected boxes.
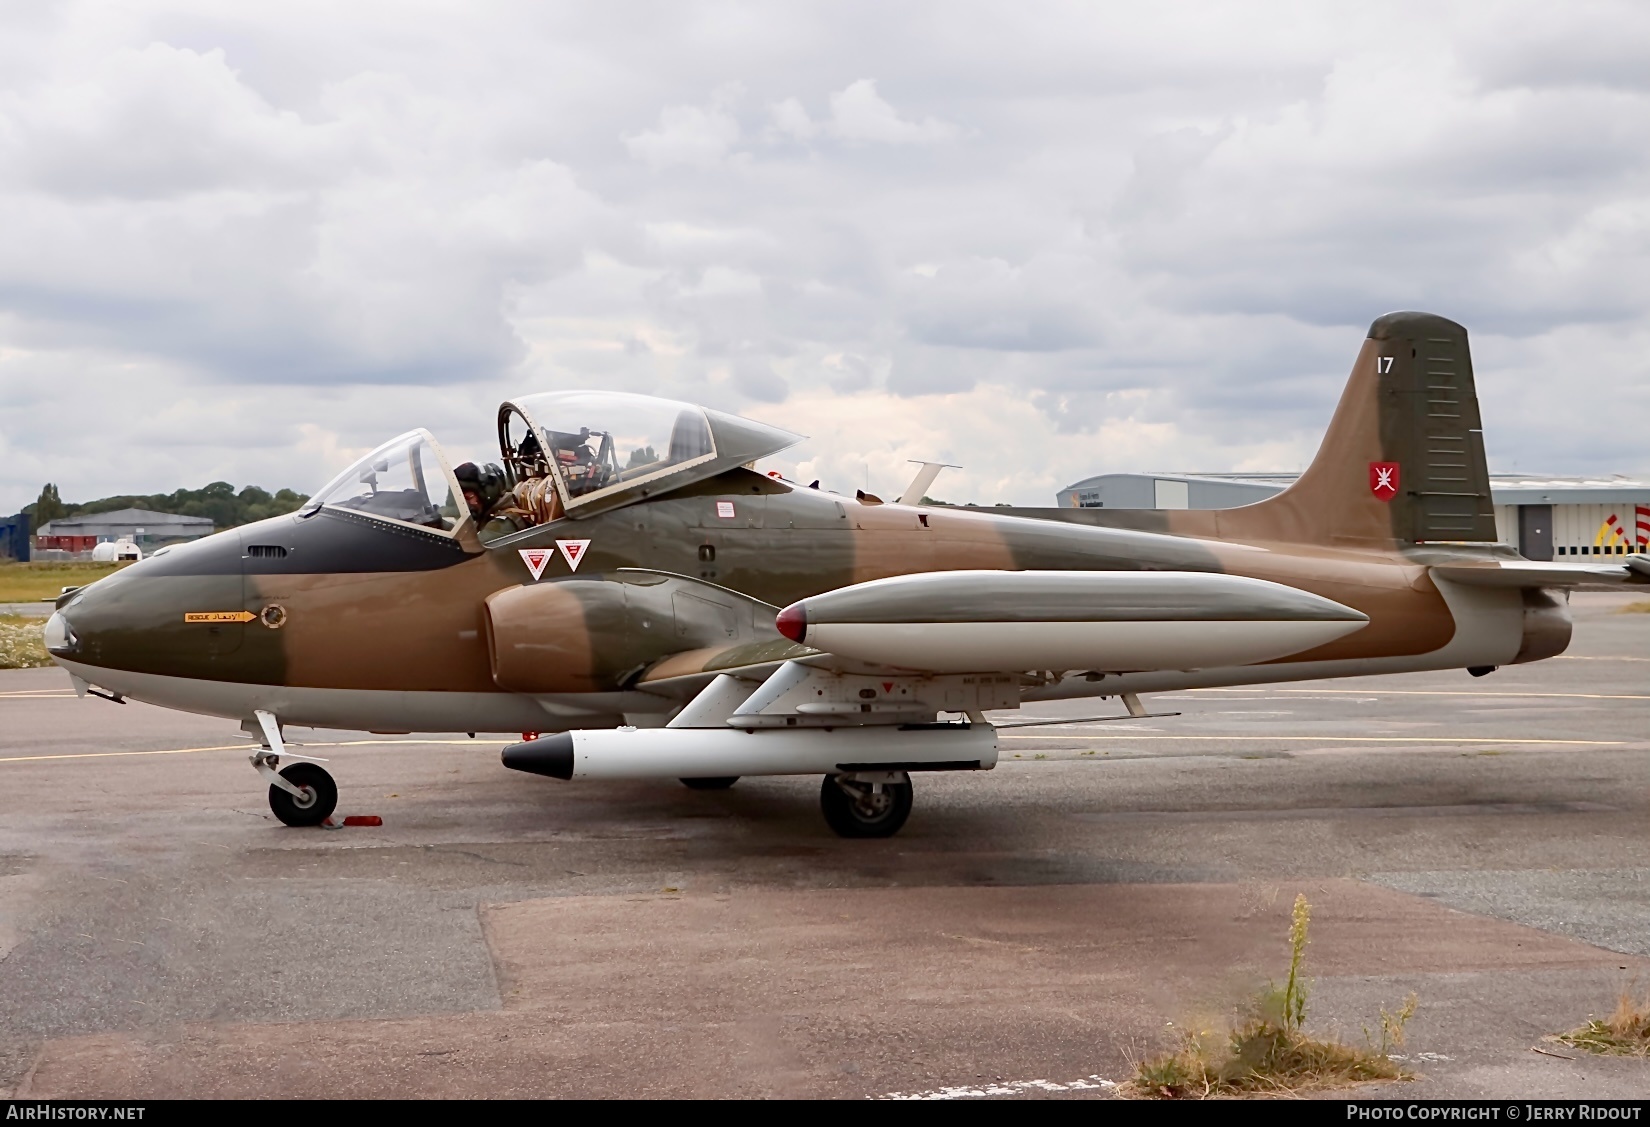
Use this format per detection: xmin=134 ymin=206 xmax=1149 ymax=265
xmin=2 ymin=592 xmax=1648 ymax=1100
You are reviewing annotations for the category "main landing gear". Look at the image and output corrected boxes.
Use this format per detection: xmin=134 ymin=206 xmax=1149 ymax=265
xmin=820 ymin=771 xmax=913 ymax=838
xmin=674 ymin=769 xmax=915 ymax=837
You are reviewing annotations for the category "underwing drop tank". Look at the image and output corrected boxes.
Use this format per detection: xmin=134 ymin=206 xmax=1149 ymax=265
xmin=502 ymin=723 xmax=998 ymax=780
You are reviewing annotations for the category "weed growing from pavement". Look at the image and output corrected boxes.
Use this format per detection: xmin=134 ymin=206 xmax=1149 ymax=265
xmin=1552 ymin=984 xmax=1650 ymax=1057
xmin=1125 ymin=894 xmax=1416 ymax=1099
xmin=0 ymin=614 xmax=51 ymax=669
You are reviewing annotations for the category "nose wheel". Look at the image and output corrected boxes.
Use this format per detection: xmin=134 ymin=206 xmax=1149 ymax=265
xmin=248 ymin=710 xmax=337 ymax=827
xmin=267 ymin=762 xmax=338 ymax=827
xmin=821 ymin=771 xmax=913 ymax=838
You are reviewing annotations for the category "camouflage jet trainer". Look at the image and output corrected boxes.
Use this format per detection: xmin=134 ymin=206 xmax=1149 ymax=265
xmin=44 ymin=312 xmax=1650 ymax=836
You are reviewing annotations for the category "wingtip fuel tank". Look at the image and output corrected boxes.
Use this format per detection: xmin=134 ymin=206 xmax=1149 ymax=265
xmin=773 ymin=570 xmax=1368 ymax=674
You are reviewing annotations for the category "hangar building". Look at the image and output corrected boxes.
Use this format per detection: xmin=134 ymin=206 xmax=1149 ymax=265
xmin=1056 ymin=473 xmax=1650 ymax=561
xmin=35 ymin=508 xmax=215 ymax=553
xmin=0 ymin=512 xmax=28 ymax=562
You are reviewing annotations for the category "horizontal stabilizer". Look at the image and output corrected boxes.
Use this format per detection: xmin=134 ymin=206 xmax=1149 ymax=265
xmin=1432 ymin=556 xmax=1650 ymax=588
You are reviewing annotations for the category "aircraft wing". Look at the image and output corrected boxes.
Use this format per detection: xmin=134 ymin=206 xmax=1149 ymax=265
xmin=766 ymin=569 xmax=1369 ymax=676
xmin=1430 ymin=555 xmax=1650 ymax=588
xmin=634 ymin=637 xmax=820 ymax=691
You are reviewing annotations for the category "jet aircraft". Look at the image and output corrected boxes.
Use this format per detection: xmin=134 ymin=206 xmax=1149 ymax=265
xmin=44 ymin=312 xmax=1649 ymax=836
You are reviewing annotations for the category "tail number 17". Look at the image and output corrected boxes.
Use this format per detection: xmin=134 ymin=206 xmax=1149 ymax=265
xmin=1377 ymin=356 xmax=1394 ymax=373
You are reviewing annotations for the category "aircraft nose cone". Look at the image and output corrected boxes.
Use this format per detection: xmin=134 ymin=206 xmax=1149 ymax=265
xmin=43 ymin=610 xmax=76 ymax=656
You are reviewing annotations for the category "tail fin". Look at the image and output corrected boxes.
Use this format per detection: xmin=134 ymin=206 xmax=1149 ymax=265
xmin=1225 ymin=311 xmax=1497 ymax=547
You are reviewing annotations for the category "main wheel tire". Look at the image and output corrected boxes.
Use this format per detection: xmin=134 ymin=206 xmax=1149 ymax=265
xmin=680 ymin=776 xmax=740 ymax=790
xmin=820 ymin=773 xmax=913 ymax=838
xmin=269 ymin=763 xmax=338 ymax=827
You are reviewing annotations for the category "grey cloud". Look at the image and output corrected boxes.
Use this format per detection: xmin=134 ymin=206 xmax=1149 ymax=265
xmin=625 ymin=86 xmax=745 ymax=169
xmin=1463 ymin=7 xmax=1650 ymax=93
xmin=0 ymin=43 xmax=333 ymax=200
xmin=2 ymin=0 xmax=1648 ymax=513
xmin=900 ymin=256 xmax=1105 ymax=353
xmin=827 ymin=80 xmax=961 ymax=145
xmin=730 ymin=356 xmax=788 ymax=402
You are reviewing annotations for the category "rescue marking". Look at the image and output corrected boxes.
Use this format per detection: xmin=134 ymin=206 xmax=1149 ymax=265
xmin=556 ymin=539 xmax=591 ymax=573
xmin=716 ymin=500 xmax=736 ymax=519
xmin=1369 ymin=461 xmax=1400 ymax=501
xmin=183 ymin=611 xmax=256 ymax=624
xmin=879 ymin=1075 xmax=1117 ymax=1100
xmin=518 ymin=547 xmax=553 ymax=581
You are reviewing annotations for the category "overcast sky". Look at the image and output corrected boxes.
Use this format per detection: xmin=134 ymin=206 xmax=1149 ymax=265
xmin=2 ymin=0 xmax=1648 ymax=512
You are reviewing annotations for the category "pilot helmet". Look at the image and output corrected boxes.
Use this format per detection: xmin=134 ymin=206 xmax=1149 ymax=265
xmin=477 ymin=462 xmax=507 ymax=509
xmin=454 ymin=462 xmax=507 ymax=513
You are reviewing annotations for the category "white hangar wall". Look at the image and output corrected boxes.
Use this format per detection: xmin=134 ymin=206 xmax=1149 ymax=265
xmin=1056 ymin=473 xmax=1650 ymax=561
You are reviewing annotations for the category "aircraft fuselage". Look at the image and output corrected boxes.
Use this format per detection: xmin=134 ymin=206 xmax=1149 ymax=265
xmin=47 ymin=466 xmax=1565 ymax=733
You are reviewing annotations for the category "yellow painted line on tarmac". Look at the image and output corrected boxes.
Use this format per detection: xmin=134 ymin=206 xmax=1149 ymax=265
xmin=0 ymin=744 xmax=248 ymax=763
xmin=0 ymin=737 xmax=510 ymax=764
xmin=998 ymin=733 xmax=1624 ymax=746
xmin=1192 ymin=687 xmax=1650 ymax=701
xmin=305 ymin=739 xmax=510 ymax=748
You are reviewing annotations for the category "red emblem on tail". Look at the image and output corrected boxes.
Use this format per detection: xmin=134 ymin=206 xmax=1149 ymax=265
xmin=1369 ymin=461 xmax=1400 ymax=501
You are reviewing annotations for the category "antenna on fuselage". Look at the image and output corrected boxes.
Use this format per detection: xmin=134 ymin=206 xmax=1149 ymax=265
xmin=898 ymin=461 xmax=960 ymax=506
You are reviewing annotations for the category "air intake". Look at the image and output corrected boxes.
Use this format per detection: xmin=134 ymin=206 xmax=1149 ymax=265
xmin=246 ymin=545 xmax=288 ymax=558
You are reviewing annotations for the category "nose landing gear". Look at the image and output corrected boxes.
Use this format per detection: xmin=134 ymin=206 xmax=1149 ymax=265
xmin=249 ymin=709 xmax=338 ymax=827
xmin=266 ymin=761 xmax=338 ymax=827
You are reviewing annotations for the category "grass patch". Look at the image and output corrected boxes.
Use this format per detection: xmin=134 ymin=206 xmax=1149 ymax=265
xmin=1125 ymin=895 xmax=1415 ymax=1099
xmin=0 ymin=614 xmax=52 ymax=669
xmin=0 ymin=561 xmax=128 ymax=604
xmin=1552 ymin=985 xmax=1650 ymax=1057
xmin=1619 ymin=600 xmax=1650 ymax=615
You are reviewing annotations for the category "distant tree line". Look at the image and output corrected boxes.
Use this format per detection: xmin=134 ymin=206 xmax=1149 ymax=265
xmin=25 ymin=482 xmax=310 ymax=530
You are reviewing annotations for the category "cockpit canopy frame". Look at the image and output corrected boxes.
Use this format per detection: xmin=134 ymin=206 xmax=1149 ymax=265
xmin=302 ymin=428 xmax=470 ymax=538
xmin=497 ymin=390 xmax=802 ymax=520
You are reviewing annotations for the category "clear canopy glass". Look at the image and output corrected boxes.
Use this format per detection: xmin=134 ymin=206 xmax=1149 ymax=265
xmin=505 ymin=391 xmax=717 ymax=507
xmin=307 ymin=429 xmax=463 ymax=532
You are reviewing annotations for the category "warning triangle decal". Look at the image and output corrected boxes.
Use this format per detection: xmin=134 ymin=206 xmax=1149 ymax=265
xmin=556 ymin=539 xmax=592 ymax=573
xmin=518 ymin=548 xmax=553 ymax=581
